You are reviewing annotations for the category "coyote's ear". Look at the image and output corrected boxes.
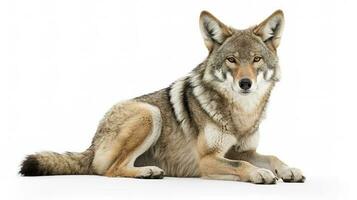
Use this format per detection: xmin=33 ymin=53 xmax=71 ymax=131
xmin=254 ymin=10 xmax=284 ymax=50
xmin=199 ymin=11 xmax=232 ymax=52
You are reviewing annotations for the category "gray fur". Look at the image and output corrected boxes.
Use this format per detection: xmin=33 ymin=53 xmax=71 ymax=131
xmin=20 ymin=10 xmax=287 ymax=179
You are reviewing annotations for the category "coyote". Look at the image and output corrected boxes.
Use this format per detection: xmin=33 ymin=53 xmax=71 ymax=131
xmin=20 ymin=10 xmax=305 ymax=184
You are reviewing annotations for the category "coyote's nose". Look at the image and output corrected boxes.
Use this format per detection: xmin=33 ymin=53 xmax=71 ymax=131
xmin=239 ymin=78 xmax=252 ymax=90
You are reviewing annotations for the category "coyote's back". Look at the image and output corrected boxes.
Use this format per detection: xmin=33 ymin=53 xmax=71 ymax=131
xmin=20 ymin=10 xmax=305 ymax=184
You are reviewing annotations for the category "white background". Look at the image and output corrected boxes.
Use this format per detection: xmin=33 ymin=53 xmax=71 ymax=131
xmin=0 ymin=0 xmax=355 ymax=199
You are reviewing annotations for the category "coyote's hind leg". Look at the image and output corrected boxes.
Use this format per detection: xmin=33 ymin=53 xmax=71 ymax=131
xmin=93 ymin=102 xmax=164 ymax=179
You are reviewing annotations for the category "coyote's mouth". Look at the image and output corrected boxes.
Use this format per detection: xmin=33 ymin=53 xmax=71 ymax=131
xmin=239 ymin=90 xmax=251 ymax=95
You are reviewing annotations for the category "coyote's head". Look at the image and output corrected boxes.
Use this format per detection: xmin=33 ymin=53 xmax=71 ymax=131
xmin=199 ymin=10 xmax=284 ymax=97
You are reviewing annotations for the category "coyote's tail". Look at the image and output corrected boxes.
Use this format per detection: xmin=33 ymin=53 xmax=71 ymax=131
xmin=19 ymin=148 xmax=95 ymax=176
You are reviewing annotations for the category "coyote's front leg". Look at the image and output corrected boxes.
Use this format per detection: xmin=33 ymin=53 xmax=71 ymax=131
xmin=198 ymin=124 xmax=278 ymax=184
xmin=199 ymin=155 xmax=278 ymax=184
xmin=226 ymin=150 xmax=305 ymax=182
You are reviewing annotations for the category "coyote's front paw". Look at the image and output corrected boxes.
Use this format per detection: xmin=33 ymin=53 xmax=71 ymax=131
xmin=249 ymin=168 xmax=277 ymax=184
xmin=136 ymin=166 xmax=164 ymax=179
xmin=276 ymin=167 xmax=305 ymax=183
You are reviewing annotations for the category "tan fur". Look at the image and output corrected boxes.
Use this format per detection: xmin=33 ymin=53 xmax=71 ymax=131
xmin=232 ymin=83 xmax=273 ymax=134
xmin=92 ymin=101 xmax=163 ymax=178
xmin=92 ymin=102 xmax=151 ymax=174
xmin=103 ymin=105 xmax=153 ymax=177
xmin=199 ymin=154 xmax=277 ymax=183
xmin=93 ymin=101 xmax=161 ymax=177
xmin=234 ymin=64 xmax=257 ymax=83
xmin=199 ymin=10 xmax=233 ymax=52
xmin=197 ymin=126 xmax=254 ymax=181
xmin=253 ymin=10 xmax=284 ymax=51
xmin=20 ymin=10 xmax=304 ymax=184
xmin=226 ymin=150 xmax=305 ymax=182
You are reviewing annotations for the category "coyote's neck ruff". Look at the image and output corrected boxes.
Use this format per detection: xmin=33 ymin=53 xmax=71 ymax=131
xmin=21 ymin=10 xmax=305 ymax=184
xmin=169 ymin=63 xmax=275 ymax=140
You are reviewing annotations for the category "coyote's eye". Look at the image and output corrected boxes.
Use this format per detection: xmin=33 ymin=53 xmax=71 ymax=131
xmin=226 ymin=56 xmax=236 ymax=63
xmin=253 ymin=56 xmax=262 ymax=63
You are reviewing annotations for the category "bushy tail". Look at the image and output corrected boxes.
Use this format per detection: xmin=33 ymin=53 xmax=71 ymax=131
xmin=19 ymin=149 xmax=95 ymax=176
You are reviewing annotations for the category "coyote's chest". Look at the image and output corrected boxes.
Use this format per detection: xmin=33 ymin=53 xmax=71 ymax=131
xmin=231 ymin=101 xmax=266 ymax=134
xmin=231 ymin=83 xmax=273 ymax=135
